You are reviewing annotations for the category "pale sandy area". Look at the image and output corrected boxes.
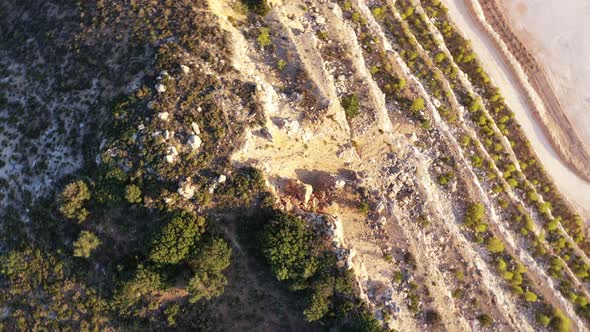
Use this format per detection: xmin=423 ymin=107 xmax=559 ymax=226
xmin=499 ymin=0 xmax=590 ymax=147
xmin=442 ymin=0 xmax=590 ymax=221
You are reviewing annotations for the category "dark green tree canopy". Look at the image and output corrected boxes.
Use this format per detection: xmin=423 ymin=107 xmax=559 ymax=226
xmin=73 ymin=231 xmax=102 ymax=258
xmin=187 ymin=237 xmax=232 ymax=303
xmin=149 ymin=211 xmax=205 ymax=264
xmin=59 ymin=180 xmax=91 ymax=222
xmin=261 ymin=213 xmax=318 ymax=281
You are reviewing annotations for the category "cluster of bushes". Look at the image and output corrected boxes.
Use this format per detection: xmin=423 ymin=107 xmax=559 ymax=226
xmin=343 ymin=0 xmax=590 ymax=327
xmin=339 ymin=9 xmax=559 ymax=320
xmin=0 ymin=1 xmax=271 ymax=329
xmin=457 ymin=203 xmax=570 ymax=323
xmin=249 ymin=211 xmax=383 ymax=330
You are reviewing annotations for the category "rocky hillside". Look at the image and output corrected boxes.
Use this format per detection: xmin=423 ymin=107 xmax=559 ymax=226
xmin=1 ymin=0 xmax=589 ymax=331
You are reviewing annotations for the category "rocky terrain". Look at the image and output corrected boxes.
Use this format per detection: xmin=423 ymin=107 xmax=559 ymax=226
xmin=1 ymin=0 xmax=589 ymax=331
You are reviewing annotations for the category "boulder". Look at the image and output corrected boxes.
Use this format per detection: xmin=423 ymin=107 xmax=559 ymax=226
xmin=165 ymin=154 xmax=175 ymax=163
xmin=187 ymin=135 xmax=202 ymax=150
xmin=168 ymin=146 xmax=178 ymax=156
xmin=303 ymin=183 xmax=313 ymax=204
xmin=177 ymin=179 xmax=196 ymax=199
xmin=180 ymin=64 xmax=190 ymax=74
xmin=284 ymin=179 xmax=313 ymax=204
xmin=376 ymin=201 xmax=385 ymax=214
xmin=157 ymin=112 xmax=170 ymax=121
xmin=217 ymin=174 xmax=227 ymax=183
xmin=155 ymin=83 xmax=166 ymax=93
xmin=190 ymin=122 xmax=201 ymax=135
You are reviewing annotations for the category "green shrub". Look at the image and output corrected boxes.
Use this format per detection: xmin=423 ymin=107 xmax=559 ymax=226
xmin=486 ymin=237 xmax=504 ymax=253
xmin=524 ymin=291 xmax=537 ymax=302
xmin=149 ymin=211 xmax=205 ymax=264
xmin=73 ymin=231 xmax=101 ymax=258
xmin=537 ymin=314 xmax=551 ymax=327
xmin=477 ymin=313 xmax=493 ymax=327
xmin=410 ymin=98 xmax=425 ymax=112
xmin=242 ymin=0 xmax=270 ymax=15
xmin=257 ymin=27 xmax=272 ymax=47
xmin=125 ymin=184 xmax=142 ymax=203
xmin=59 ymin=180 xmax=91 ymax=222
xmin=342 ymin=94 xmax=361 ymax=119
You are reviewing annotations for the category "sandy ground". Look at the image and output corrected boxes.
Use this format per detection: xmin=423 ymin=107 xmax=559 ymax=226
xmin=499 ymin=0 xmax=590 ymax=148
xmin=441 ymin=0 xmax=590 ymax=222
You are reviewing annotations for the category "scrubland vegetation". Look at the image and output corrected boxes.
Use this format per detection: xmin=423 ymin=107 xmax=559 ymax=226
xmin=0 ymin=0 xmax=382 ymax=330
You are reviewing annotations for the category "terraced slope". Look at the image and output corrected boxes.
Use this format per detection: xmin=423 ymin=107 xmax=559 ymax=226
xmin=209 ymin=0 xmax=590 ymax=330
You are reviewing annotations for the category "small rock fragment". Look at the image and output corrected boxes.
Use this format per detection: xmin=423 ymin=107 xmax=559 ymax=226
xmin=180 ymin=64 xmax=190 ymax=74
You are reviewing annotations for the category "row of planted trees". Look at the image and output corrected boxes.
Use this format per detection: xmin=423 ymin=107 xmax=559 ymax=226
xmin=398 ymin=0 xmax=590 ymax=321
xmin=336 ymin=0 xmax=581 ymax=329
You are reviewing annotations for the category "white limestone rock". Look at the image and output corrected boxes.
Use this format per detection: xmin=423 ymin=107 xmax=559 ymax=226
xmin=191 ymin=122 xmax=201 ymax=135
xmin=180 ymin=64 xmax=190 ymax=74
xmin=157 ymin=112 xmax=170 ymax=121
xmin=178 ymin=179 xmax=196 ymax=199
xmin=155 ymin=83 xmax=166 ymax=93
xmin=188 ymin=135 xmax=202 ymax=150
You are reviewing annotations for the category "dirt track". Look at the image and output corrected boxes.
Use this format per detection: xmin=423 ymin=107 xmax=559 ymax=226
xmin=463 ymin=0 xmax=590 ymax=183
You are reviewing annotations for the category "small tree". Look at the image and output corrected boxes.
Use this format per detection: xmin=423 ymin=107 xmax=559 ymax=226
xmin=261 ymin=213 xmax=318 ymax=281
xmin=486 ymin=237 xmax=505 ymax=253
xmin=59 ymin=180 xmax=91 ymax=222
xmin=73 ymin=231 xmax=102 ymax=258
xmin=410 ymin=98 xmax=425 ymax=112
xmin=187 ymin=237 xmax=232 ymax=302
xmin=125 ymin=184 xmax=142 ymax=203
xmin=149 ymin=211 xmax=205 ymax=264
xmin=342 ymin=94 xmax=360 ymax=119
